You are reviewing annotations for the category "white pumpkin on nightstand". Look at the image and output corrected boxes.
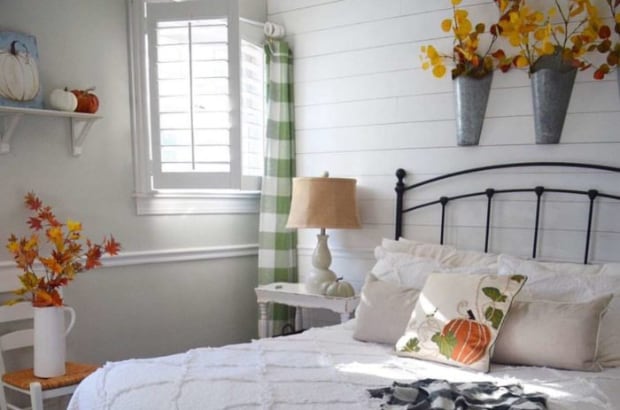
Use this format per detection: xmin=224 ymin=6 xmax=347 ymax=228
xmin=321 ymin=278 xmax=355 ymax=298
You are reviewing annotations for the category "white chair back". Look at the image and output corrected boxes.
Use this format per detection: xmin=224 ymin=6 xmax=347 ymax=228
xmin=0 ymin=302 xmax=34 ymax=410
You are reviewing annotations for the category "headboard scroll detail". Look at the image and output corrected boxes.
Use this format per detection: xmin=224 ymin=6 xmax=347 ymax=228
xmin=394 ymin=161 xmax=620 ymax=264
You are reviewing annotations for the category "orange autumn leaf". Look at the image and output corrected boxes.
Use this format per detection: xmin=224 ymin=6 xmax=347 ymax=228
xmin=599 ymin=25 xmax=612 ymax=39
xmin=594 ymin=67 xmax=606 ymax=79
xmin=25 ymin=192 xmax=42 ymax=211
xmin=85 ymin=243 xmax=103 ymax=270
xmin=104 ymin=236 xmax=121 ymax=256
xmin=33 ymin=290 xmax=53 ymax=307
xmin=441 ymin=18 xmax=452 ymax=32
xmin=40 ymin=257 xmax=63 ymax=274
xmin=33 ymin=289 xmax=63 ymax=307
xmin=27 ymin=217 xmax=43 ymax=231
xmin=67 ymin=219 xmax=82 ymax=232
xmin=46 ymin=226 xmax=64 ymax=250
xmin=514 ymin=55 xmax=530 ymax=68
xmin=432 ymin=64 xmax=447 ymax=78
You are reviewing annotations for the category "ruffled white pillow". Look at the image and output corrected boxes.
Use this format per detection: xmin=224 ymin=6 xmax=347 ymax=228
xmin=382 ymin=237 xmax=498 ymax=269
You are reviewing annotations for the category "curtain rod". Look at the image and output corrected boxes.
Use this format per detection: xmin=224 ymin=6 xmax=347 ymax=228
xmin=239 ymin=18 xmax=286 ymax=39
xmin=239 ymin=17 xmax=266 ymax=27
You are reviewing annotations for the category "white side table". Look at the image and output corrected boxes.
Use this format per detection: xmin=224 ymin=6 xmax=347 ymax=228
xmin=255 ymin=282 xmax=360 ymax=339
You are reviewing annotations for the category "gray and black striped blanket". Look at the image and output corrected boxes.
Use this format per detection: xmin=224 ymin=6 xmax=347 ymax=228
xmin=368 ymin=379 xmax=547 ymax=409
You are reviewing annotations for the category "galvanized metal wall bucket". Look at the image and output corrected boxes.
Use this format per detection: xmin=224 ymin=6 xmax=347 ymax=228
xmin=454 ymin=72 xmax=493 ymax=146
xmin=530 ymin=62 xmax=577 ymax=144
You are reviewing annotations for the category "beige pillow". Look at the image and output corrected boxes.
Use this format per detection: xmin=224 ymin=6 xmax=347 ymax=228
xmin=492 ymin=295 xmax=613 ymax=371
xmin=353 ymin=275 xmax=420 ymax=345
xmin=498 ymin=254 xmax=620 ymax=368
xmin=396 ymin=272 xmax=526 ymax=372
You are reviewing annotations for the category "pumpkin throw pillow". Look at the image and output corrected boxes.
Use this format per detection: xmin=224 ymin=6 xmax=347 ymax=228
xmin=395 ymin=272 xmax=526 ymax=372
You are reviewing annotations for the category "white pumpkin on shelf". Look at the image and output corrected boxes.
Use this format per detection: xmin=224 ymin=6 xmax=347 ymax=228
xmin=48 ymin=88 xmax=78 ymax=112
xmin=321 ymin=277 xmax=355 ymax=298
xmin=0 ymin=40 xmax=40 ymax=102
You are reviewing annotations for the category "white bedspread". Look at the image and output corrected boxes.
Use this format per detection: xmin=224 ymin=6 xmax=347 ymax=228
xmin=68 ymin=322 xmax=620 ymax=410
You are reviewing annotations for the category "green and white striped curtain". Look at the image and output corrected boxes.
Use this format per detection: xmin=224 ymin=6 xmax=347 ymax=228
xmin=258 ymin=39 xmax=297 ymax=337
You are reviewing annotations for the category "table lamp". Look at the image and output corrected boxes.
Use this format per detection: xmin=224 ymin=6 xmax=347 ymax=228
xmin=286 ymin=173 xmax=361 ymax=294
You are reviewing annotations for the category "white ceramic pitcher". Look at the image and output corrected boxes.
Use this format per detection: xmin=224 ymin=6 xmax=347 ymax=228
xmin=33 ymin=306 xmax=76 ymax=378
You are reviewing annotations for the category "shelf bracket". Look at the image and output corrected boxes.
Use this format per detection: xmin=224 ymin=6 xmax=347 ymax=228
xmin=0 ymin=114 xmax=24 ymax=154
xmin=70 ymin=118 xmax=97 ymax=156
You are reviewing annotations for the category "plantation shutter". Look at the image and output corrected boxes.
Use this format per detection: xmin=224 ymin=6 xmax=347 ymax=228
xmin=240 ymin=35 xmax=265 ymax=189
xmin=146 ymin=0 xmax=241 ymax=190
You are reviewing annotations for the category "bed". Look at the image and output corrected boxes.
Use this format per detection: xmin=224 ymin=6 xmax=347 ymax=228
xmin=68 ymin=162 xmax=620 ymax=410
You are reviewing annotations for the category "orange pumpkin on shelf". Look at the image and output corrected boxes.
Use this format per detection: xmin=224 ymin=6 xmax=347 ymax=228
xmin=442 ymin=310 xmax=491 ymax=365
xmin=71 ymin=88 xmax=99 ymax=113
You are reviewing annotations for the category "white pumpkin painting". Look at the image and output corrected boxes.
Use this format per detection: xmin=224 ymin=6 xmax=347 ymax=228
xmin=0 ymin=31 xmax=43 ymax=108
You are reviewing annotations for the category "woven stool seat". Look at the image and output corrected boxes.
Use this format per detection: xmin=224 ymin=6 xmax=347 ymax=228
xmin=2 ymin=362 xmax=98 ymax=391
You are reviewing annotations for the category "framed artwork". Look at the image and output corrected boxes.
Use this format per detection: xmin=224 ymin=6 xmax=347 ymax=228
xmin=0 ymin=31 xmax=43 ymax=109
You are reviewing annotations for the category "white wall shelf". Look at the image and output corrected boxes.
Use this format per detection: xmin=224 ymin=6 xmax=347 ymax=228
xmin=0 ymin=106 xmax=102 ymax=156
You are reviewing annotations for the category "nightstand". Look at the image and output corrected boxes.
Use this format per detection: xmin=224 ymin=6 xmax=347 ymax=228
xmin=255 ymin=282 xmax=360 ymax=338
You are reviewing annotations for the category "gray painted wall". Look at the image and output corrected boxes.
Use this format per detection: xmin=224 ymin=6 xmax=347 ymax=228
xmin=0 ymin=0 xmax=265 ymax=364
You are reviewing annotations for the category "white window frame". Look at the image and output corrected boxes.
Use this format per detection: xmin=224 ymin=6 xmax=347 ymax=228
xmin=127 ymin=0 xmax=264 ymax=215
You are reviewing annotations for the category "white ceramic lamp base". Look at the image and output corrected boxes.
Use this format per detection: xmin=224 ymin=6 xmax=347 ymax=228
xmin=305 ymin=233 xmax=337 ymax=294
xmin=305 ymin=268 xmax=337 ymax=294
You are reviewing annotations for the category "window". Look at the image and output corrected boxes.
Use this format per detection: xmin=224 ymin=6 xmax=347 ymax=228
xmin=128 ymin=0 xmax=265 ymax=214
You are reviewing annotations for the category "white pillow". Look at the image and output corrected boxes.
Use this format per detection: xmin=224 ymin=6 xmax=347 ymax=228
xmin=498 ymin=254 xmax=620 ymax=367
xmin=383 ymin=237 xmax=498 ymax=269
xmin=372 ymin=242 xmax=499 ymax=289
xmin=442 ymin=249 xmax=498 ymax=270
xmin=498 ymin=253 xmax=603 ymax=279
xmin=382 ymin=238 xmax=456 ymax=261
xmin=371 ymin=246 xmax=441 ymax=288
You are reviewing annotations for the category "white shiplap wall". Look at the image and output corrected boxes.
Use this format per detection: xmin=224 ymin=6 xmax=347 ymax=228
xmin=267 ymin=0 xmax=620 ymax=310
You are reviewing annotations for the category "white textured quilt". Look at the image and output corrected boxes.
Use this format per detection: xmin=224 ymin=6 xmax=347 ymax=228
xmin=68 ymin=322 xmax=620 ymax=410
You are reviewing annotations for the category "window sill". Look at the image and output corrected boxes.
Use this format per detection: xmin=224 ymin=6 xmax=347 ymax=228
xmin=134 ymin=191 xmax=261 ymax=215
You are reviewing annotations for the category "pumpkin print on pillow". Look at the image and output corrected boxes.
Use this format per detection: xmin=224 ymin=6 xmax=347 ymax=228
xmin=395 ymin=272 xmax=526 ymax=372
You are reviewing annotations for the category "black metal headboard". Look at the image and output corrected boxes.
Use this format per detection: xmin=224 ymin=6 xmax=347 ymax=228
xmin=395 ymin=162 xmax=620 ymax=264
